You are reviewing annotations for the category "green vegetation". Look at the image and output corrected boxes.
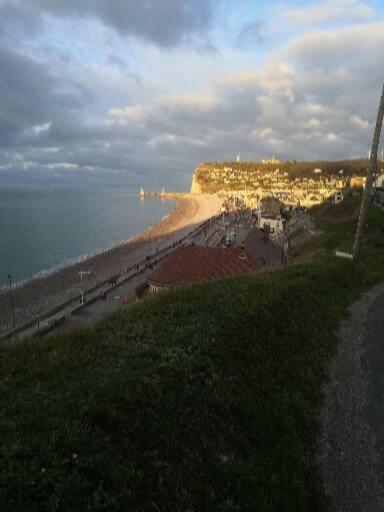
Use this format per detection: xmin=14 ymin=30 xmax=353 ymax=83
xmin=296 ymin=192 xmax=384 ymax=264
xmin=1 ymin=196 xmax=383 ymax=511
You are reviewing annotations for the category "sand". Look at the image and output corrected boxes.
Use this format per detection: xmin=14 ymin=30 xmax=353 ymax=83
xmin=0 ymin=194 xmax=223 ymax=334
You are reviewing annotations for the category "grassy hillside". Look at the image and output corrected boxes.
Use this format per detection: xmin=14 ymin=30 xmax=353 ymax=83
xmin=1 ymin=196 xmax=383 ymax=511
xmin=295 ymin=192 xmax=384 ymax=266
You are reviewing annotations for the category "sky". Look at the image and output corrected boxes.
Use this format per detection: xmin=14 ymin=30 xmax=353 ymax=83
xmin=0 ymin=0 xmax=384 ymax=190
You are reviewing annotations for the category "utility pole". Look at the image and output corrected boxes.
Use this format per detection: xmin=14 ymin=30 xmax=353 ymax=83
xmin=353 ymin=84 xmax=384 ymax=263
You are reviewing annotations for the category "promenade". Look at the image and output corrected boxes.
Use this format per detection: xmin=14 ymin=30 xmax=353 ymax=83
xmin=1 ymin=194 xmax=223 ymax=341
xmin=39 ymin=214 xmax=225 ymax=337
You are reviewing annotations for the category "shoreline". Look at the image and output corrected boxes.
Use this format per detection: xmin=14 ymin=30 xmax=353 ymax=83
xmin=0 ymin=194 xmax=222 ymax=334
xmin=0 ymin=201 xmax=178 ymax=295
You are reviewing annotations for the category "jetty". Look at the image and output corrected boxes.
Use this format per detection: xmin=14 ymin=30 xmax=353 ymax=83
xmin=140 ymin=188 xmax=191 ymax=200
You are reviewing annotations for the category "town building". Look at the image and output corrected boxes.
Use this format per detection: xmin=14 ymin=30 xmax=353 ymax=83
xmin=257 ymin=198 xmax=285 ymax=238
xmin=148 ymin=230 xmax=284 ymax=292
xmin=148 ymin=246 xmax=257 ymax=292
xmin=350 ymin=176 xmax=366 ymax=189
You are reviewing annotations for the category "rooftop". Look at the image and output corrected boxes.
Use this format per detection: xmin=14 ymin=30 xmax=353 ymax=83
xmin=244 ymin=228 xmax=284 ymax=268
xmin=149 ymin=246 xmax=257 ymax=288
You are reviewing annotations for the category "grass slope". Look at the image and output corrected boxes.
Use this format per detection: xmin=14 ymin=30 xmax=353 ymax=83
xmin=1 ymin=196 xmax=383 ymax=512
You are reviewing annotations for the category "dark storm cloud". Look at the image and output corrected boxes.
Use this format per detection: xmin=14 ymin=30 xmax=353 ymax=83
xmin=33 ymin=0 xmax=216 ymax=47
xmin=0 ymin=2 xmax=42 ymax=42
xmin=0 ymin=47 xmax=90 ymax=148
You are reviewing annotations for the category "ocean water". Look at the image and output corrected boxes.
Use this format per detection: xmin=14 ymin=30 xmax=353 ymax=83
xmin=0 ymin=185 xmax=176 ymax=289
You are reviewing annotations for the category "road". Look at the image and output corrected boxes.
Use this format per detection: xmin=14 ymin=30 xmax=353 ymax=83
xmin=44 ymin=270 xmax=147 ymax=336
xmin=364 ymin=289 xmax=384 ymax=489
xmin=318 ymin=283 xmax=384 ymax=511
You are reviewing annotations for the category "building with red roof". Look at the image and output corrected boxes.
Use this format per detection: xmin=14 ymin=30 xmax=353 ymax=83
xmin=148 ymin=228 xmax=285 ymax=292
xmin=149 ymin=246 xmax=257 ymax=291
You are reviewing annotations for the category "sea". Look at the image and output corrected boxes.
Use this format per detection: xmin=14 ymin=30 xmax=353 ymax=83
xmin=0 ymin=185 xmax=177 ymax=290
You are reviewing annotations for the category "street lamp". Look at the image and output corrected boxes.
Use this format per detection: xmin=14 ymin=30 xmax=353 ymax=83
xmin=8 ymin=274 xmax=16 ymax=335
xmin=78 ymin=269 xmax=91 ymax=304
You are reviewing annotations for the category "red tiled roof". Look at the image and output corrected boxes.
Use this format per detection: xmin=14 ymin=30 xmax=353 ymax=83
xmin=149 ymin=246 xmax=257 ymax=287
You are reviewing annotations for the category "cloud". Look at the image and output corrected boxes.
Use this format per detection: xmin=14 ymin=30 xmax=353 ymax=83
xmin=237 ymin=20 xmax=265 ymax=45
xmin=98 ymin=19 xmax=384 ymax=167
xmin=33 ymin=0 xmax=216 ymax=47
xmin=1 ymin=4 xmax=384 ymax=189
xmin=282 ymin=23 xmax=384 ymax=69
xmin=0 ymin=47 xmax=88 ymax=147
xmin=307 ymin=118 xmax=321 ymax=128
xmin=350 ymin=115 xmax=370 ymax=129
xmin=282 ymin=0 xmax=374 ymax=26
xmin=0 ymin=2 xmax=42 ymax=43
xmin=110 ymin=94 xmax=219 ymax=122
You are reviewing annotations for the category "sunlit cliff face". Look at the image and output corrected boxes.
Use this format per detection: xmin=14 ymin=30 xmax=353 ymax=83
xmin=0 ymin=0 xmax=384 ymax=188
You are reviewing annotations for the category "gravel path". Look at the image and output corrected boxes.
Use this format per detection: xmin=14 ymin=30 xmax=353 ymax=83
xmin=317 ymin=283 xmax=384 ymax=511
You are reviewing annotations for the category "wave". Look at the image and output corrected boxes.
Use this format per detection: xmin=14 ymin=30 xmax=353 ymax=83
xmin=0 ymin=203 xmax=178 ymax=294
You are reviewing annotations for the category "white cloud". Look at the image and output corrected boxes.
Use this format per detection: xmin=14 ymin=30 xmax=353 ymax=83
xmin=283 ymin=0 xmax=374 ymax=26
xmin=260 ymin=128 xmax=278 ymax=139
xmin=32 ymin=122 xmax=51 ymax=135
xmin=219 ymin=71 xmax=260 ymax=88
xmin=47 ymin=162 xmax=79 ymax=169
xmin=282 ymin=23 xmax=384 ymax=69
xmin=148 ymin=133 xmax=206 ymax=148
xmin=350 ymin=115 xmax=370 ymax=129
xmin=307 ymin=118 xmax=321 ymax=128
xmin=109 ymin=93 xmax=219 ymax=127
xmin=156 ymin=94 xmax=219 ymax=113
xmin=109 ymin=105 xmax=148 ymax=121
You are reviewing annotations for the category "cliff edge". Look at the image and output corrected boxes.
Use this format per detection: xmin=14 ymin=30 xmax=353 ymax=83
xmin=190 ymin=173 xmax=202 ymax=194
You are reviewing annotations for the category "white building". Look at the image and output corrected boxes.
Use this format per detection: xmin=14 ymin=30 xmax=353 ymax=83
xmin=258 ymin=214 xmax=284 ymax=237
xmin=262 ymin=155 xmax=280 ymax=164
xmin=374 ymin=173 xmax=384 ymax=189
xmin=333 ymin=190 xmax=344 ymax=204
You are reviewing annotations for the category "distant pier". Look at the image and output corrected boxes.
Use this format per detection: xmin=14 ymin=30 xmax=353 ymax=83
xmin=140 ymin=189 xmax=191 ymax=200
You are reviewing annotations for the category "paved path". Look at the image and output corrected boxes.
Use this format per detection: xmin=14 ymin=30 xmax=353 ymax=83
xmin=45 ymin=271 xmax=147 ymax=336
xmin=364 ymin=289 xmax=384 ymax=489
xmin=318 ymin=283 xmax=384 ymax=511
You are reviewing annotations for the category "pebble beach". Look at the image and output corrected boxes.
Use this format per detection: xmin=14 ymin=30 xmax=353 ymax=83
xmin=0 ymin=194 xmax=223 ymax=335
